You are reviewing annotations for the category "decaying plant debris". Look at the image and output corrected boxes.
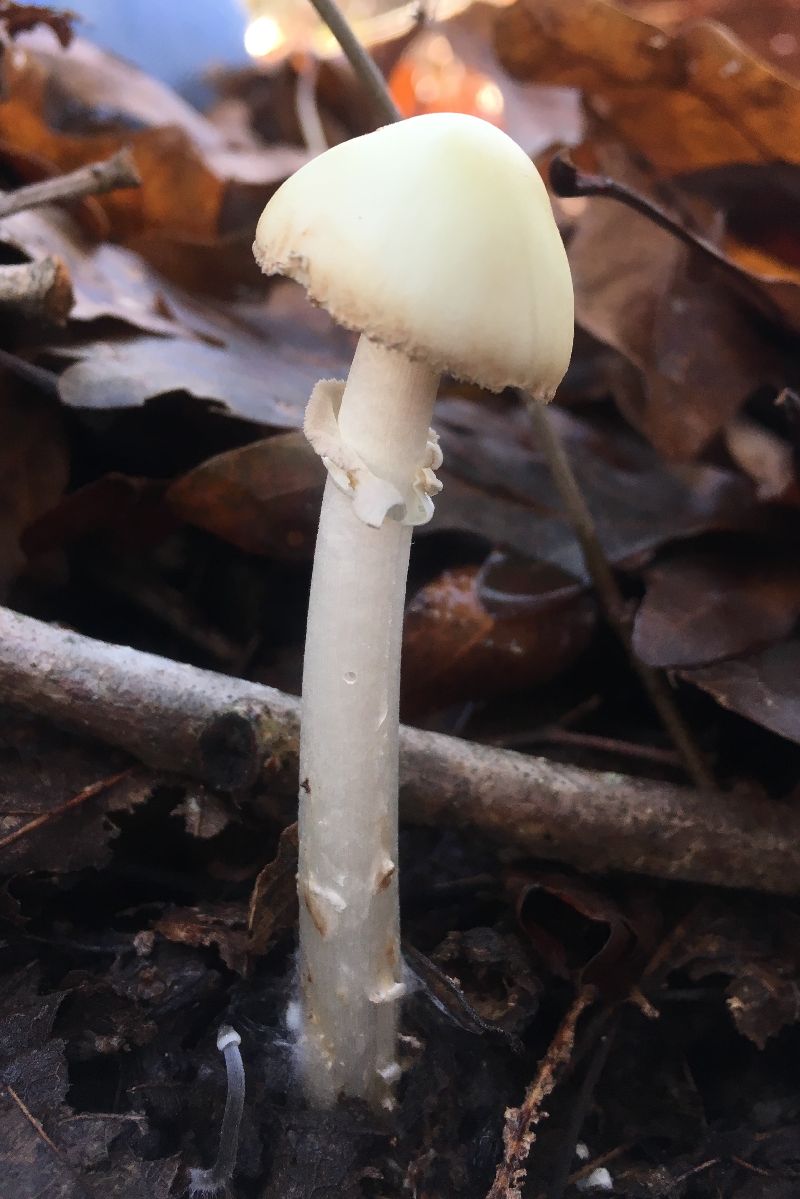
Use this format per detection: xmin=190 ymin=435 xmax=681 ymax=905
xmin=0 ymin=0 xmax=799 ymax=1196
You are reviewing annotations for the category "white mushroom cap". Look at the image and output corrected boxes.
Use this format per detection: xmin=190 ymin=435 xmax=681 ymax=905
xmin=253 ymin=113 xmax=574 ymax=398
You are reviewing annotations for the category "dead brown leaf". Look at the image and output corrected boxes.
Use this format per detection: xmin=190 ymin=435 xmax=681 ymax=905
xmin=21 ymin=474 xmax=174 ymax=558
xmin=0 ymin=388 xmax=68 ymax=595
xmin=552 ymin=150 xmax=800 ymax=341
xmin=628 ymin=0 xmax=800 ymax=79
xmin=0 ymin=206 xmax=186 ymax=334
xmin=507 ymin=870 xmax=659 ymax=997
xmin=633 ymin=548 xmax=800 ymax=668
xmin=51 ymin=288 xmax=353 ymax=425
xmin=433 ymin=399 xmax=756 ymax=575
xmin=402 ymin=557 xmax=595 ymax=716
xmin=0 ymin=41 xmax=302 ymax=247
xmin=661 ymin=900 xmax=800 ymax=1047
xmin=495 ymin=0 xmax=800 ymax=176
xmin=167 ymin=433 xmax=324 ymax=561
xmin=155 ymin=902 xmax=250 ymax=974
xmin=681 ymin=641 xmax=800 ymax=744
xmin=247 ymin=823 xmax=299 ymax=959
xmin=567 ymin=198 xmax=776 ymax=459
xmin=0 ymin=716 xmax=148 ymax=875
xmin=0 ymin=50 xmax=224 ymax=242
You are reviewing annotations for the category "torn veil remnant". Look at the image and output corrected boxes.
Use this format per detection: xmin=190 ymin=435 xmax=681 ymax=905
xmin=253 ymin=112 xmax=574 ymax=1111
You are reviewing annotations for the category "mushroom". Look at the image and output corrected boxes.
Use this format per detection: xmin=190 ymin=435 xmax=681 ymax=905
xmin=189 ymin=1026 xmax=245 ymax=1196
xmin=253 ymin=112 xmax=574 ymax=1109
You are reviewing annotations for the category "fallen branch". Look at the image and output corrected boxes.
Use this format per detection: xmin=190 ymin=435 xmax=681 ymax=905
xmin=0 ymin=606 xmax=798 ymax=893
xmin=0 ymin=257 xmax=73 ymax=321
xmin=0 ymin=148 xmax=141 ymax=219
xmin=486 ymin=986 xmax=596 ymax=1199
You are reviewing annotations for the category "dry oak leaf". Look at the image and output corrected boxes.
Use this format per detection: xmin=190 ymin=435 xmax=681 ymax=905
xmin=0 ymin=35 xmax=305 ymax=246
xmin=664 ymin=900 xmax=800 ymax=1047
xmin=0 ymin=48 xmax=223 ymax=242
xmin=495 ymin=0 xmax=800 ymax=177
xmin=680 ymin=641 xmax=800 ymax=744
xmin=626 ymin=0 xmax=800 ymax=79
xmin=402 ymin=558 xmax=595 ymax=717
xmin=52 ymin=285 xmax=353 ymax=424
xmin=567 ymin=197 xmax=776 ymax=459
xmin=432 ymin=399 xmax=756 ymax=576
xmin=167 ymin=432 xmax=325 ymax=562
xmin=633 ymin=549 xmax=800 ymax=669
xmin=155 ymin=902 xmax=250 ymax=975
xmin=247 ymin=822 xmax=299 ymax=959
xmin=0 ymin=207 xmax=186 ymax=334
xmin=0 ymin=390 xmax=68 ymax=596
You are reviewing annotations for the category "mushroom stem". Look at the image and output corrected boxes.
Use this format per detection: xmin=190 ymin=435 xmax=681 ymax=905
xmin=298 ymin=336 xmax=439 ymax=1108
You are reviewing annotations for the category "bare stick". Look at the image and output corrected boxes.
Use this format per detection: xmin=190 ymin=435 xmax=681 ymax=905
xmin=0 ymin=148 xmax=140 ymax=219
xmin=0 ymin=257 xmax=73 ymax=321
xmin=295 ymin=59 xmax=328 ymax=157
xmin=486 ymin=986 xmax=595 ymax=1199
xmin=525 ymin=400 xmax=716 ymax=792
xmin=0 ymin=606 xmax=798 ymax=894
xmin=5 ymin=1086 xmax=63 ymax=1159
xmin=304 ymin=0 xmax=401 ymax=125
xmin=0 ymin=768 xmax=132 ymax=852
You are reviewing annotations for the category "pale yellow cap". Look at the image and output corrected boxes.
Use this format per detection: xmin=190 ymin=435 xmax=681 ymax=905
xmin=254 ymin=113 xmax=574 ymax=398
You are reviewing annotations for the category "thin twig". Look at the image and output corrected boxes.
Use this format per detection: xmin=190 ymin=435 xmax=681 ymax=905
xmin=304 ymin=0 xmax=401 ymax=124
xmin=0 ymin=148 xmax=141 ymax=220
xmin=549 ymin=152 xmax=790 ymax=328
xmin=5 ymin=1086 xmax=63 ymax=1157
xmin=547 ymin=1008 xmax=619 ymax=1199
xmin=496 ymin=727 xmax=681 ymax=769
xmin=0 ymin=768 xmax=133 ymax=852
xmin=525 ymin=400 xmax=716 ymax=792
xmin=4 ymin=1086 xmax=95 ymax=1199
xmin=668 ymin=1159 xmax=719 ymax=1189
xmin=1 ymin=605 xmax=799 ymax=893
xmin=486 ymin=986 xmax=596 ymax=1199
xmin=0 ymin=346 xmax=61 ymax=394
xmin=295 ymin=58 xmax=328 ymax=157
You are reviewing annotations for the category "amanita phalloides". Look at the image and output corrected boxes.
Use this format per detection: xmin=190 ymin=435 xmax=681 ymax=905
xmin=253 ymin=112 xmax=574 ymax=1109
